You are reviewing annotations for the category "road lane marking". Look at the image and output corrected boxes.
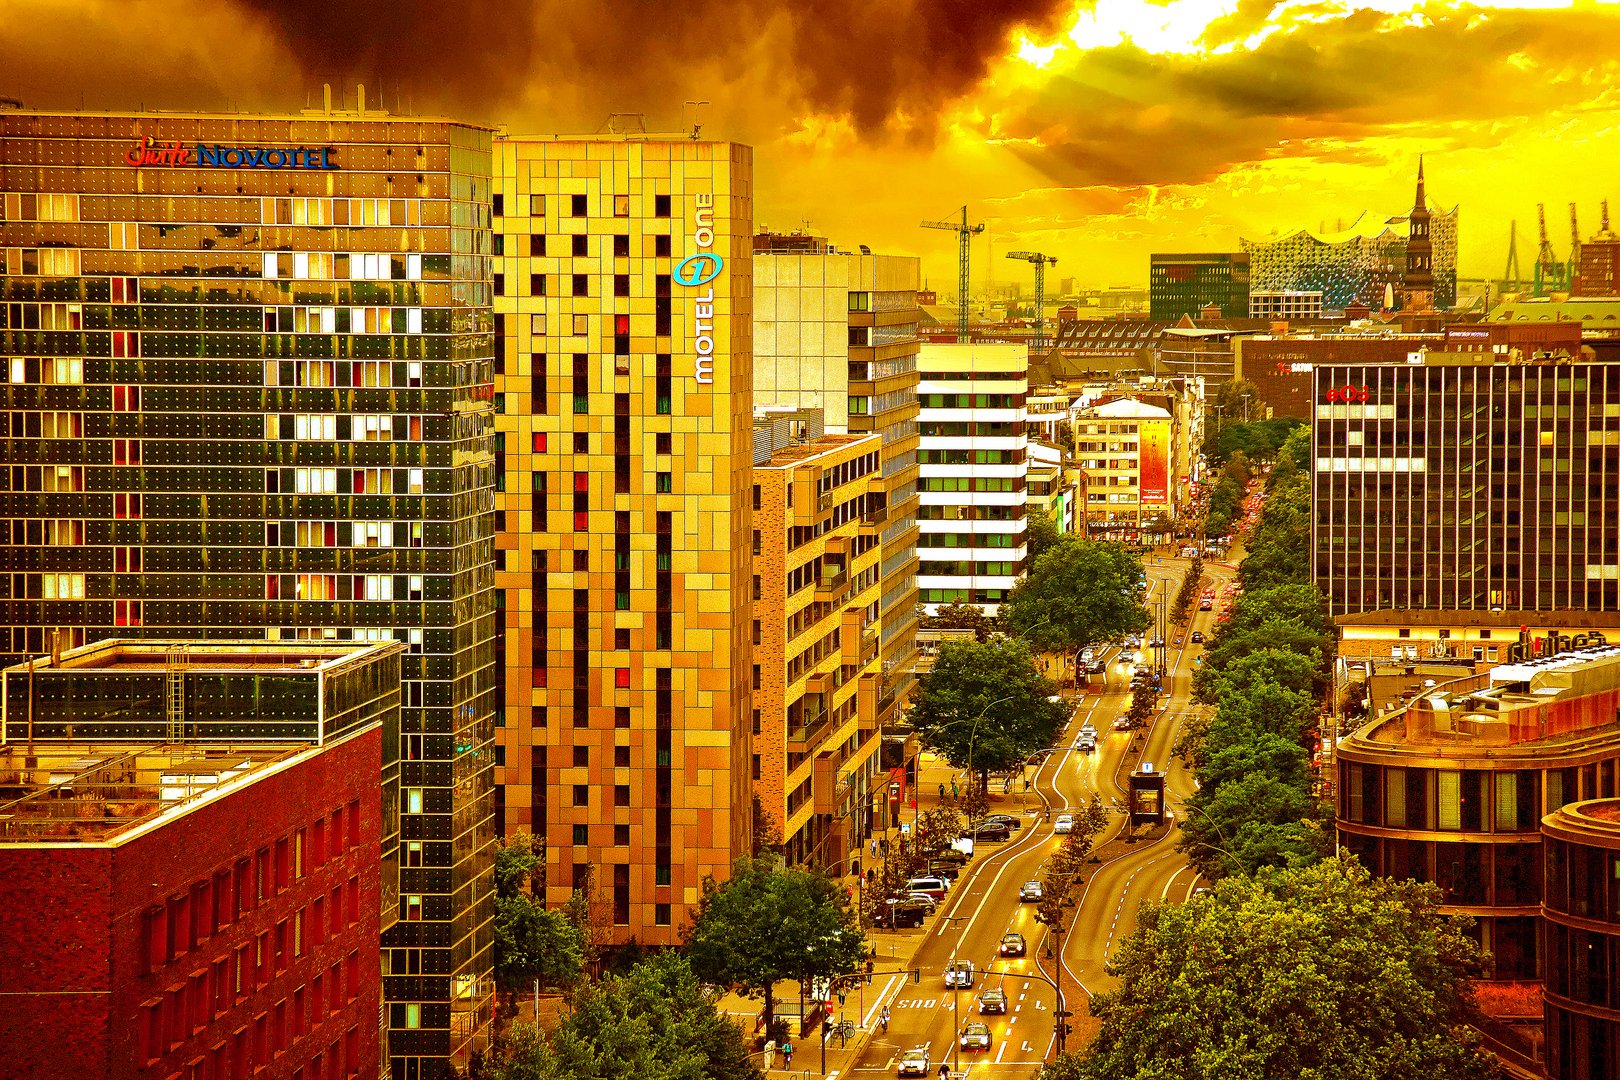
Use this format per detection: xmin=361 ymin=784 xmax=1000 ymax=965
xmin=862 ymin=974 xmax=903 ymax=1029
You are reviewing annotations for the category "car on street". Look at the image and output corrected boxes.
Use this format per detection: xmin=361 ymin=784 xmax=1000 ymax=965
xmin=1199 ymin=598 xmax=1213 ymax=610
xmin=1019 ymin=880 xmax=1044 ymax=902
xmin=1079 ymin=647 xmax=1097 ymax=663
xmin=965 ymin=823 xmax=1011 ymax=843
xmin=874 ymin=898 xmax=931 ymax=929
xmin=1053 ymin=813 xmax=1075 ymax=834
xmin=944 ymin=960 xmax=976 ymax=988
xmin=999 ymin=932 xmax=1027 ymax=957
xmin=1149 ymin=635 xmax=1165 ymax=648
xmin=897 ymin=1047 xmax=932 ymax=1076
xmin=1112 ymin=715 xmax=1134 ymax=731
xmin=1191 ymin=630 xmax=1204 ymax=643
xmin=978 ymin=987 xmax=1008 ymax=1014
xmin=1076 ymin=728 xmax=1097 ymax=752
xmin=959 ymin=1022 xmax=993 ymax=1051
xmin=980 ymin=813 xmax=1022 ymax=831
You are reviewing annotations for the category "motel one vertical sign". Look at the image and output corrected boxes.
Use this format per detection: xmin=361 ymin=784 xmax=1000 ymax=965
xmin=674 ymin=194 xmax=724 ymax=385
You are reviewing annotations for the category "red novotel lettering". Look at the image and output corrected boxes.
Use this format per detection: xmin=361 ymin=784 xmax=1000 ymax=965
xmin=125 ymin=137 xmax=190 ymax=167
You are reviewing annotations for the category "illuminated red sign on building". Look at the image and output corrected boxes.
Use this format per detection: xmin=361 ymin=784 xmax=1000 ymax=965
xmin=124 ymin=136 xmax=337 ymax=170
xmin=1322 ymin=384 xmax=1371 ymax=403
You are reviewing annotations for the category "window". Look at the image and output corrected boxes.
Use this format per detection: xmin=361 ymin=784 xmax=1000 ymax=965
xmin=654 ymin=195 xmax=671 ymax=218
xmin=404 ymin=788 xmax=424 ymax=815
xmin=529 ymin=195 xmax=545 ymax=216
xmin=571 ymin=195 xmax=588 ymax=217
xmin=404 ymin=895 xmax=422 ymax=921
xmin=573 ymin=784 xmax=589 ymax=806
xmin=573 ymin=824 xmax=589 ymax=844
xmin=655 ymin=472 xmax=672 ymax=493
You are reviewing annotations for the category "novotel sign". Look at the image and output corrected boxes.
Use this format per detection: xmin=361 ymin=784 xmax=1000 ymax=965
xmin=673 ymin=194 xmax=724 ymax=385
xmin=124 ymin=136 xmax=338 ymax=170
xmin=1508 ymin=627 xmax=1609 ymax=663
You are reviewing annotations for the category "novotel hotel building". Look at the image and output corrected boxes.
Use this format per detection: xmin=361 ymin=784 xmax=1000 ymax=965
xmin=0 ymin=110 xmax=498 ymax=1078
xmin=490 ymin=135 xmax=756 ymax=944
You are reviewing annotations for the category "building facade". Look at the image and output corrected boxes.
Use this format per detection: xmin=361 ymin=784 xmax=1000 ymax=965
xmin=1543 ymin=798 xmax=1620 ymax=1080
xmin=1338 ymin=647 xmax=1620 ymax=986
xmin=750 ymin=421 xmax=886 ymax=869
xmin=1071 ymin=397 xmax=1178 ymax=540
xmin=751 ymin=236 xmax=921 ymax=730
xmin=0 ymin=111 xmax=497 ymax=1076
xmin=0 ymin=638 xmax=399 ymax=1080
xmin=1148 ymin=252 xmax=1250 ymax=321
xmin=1572 ymin=205 xmax=1620 ymax=298
xmin=1249 ymin=290 xmax=1325 ymax=321
xmin=1311 ymin=351 xmax=1620 ymax=618
xmin=490 ymin=136 xmax=755 ymax=945
xmin=916 ymin=343 xmax=1027 ymax=615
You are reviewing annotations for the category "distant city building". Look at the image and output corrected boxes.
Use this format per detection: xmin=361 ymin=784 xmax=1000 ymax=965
xmin=0 ymin=109 xmax=497 ymax=1076
xmin=1249 ymin=290 xmax=1324 ymax=321
xmin=1026 ymin=441 xmax=1079 ymax=534
xmin=1399 ymin=160 xmax=1435 ymax=312
xmin=1311 ymin=347 xmax=1619 ymax=618
xmin=751 ymin=235 xmax=922 ymax=716
xmin=490 ymin=135 xmax=755 ymax=946
xmin=1243 ymin=164 xmax=1458 ymax=310
xmin=917 ymin=343 xmax=1028 ymax=615
xmin=0 ymin=638 xmax=399 ymax=1080
xmin=1338 ymin=646 xmax=1620 ymax=987
xmin=749 ymin=417 xmax=887 ymax=869
xmin=1071 ymin=397 xmax=1179 ymax=540
xmin=1148 ymin=252 xmax=1251 ymax=320
xmin=1543 ymin=796 xmax=1620 ymax=1078
xmin=1572 ymin=203 xmax=1620 ymax=297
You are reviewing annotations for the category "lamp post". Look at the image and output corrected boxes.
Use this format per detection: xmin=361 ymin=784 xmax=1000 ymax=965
xmin=989 ymin=955 xmax=1070 ymax=1060
xmin=939 ymin=915 xmax=970 ymax=1078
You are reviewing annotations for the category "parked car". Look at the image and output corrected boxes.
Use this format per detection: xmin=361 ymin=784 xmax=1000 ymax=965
xmin=903 ymin=892 xmax=939 ymax=910
xmin=965 ymin=823 xmax=1011 ymax=843
xmin=978 ymin=987 xmax=1008 ymax=1014
xmin=1019 ymin=880 xmax=1044 ymax=902
xmin=874 ymin=898 xmax=930 ymax=929
xmin=926 ymin=861 xmax=961 ymax=882
xmin=999 ymin=932 xmax=1027 ymax=957
xmin=905 ymin=876 xmax=949 ymax=900
xmin=932 ymin=849 xmax=971 ymax=869
xmin=1191 ymin=631 xmax=1205 ymax=643
xmin=944 ymin=960 xmax=976 ymax=988
xmin=980 ymin=813 xmax=1023 ymax=831
xmin=1053 ymin=814 xmax=1075 ymax=834
xmin=897 ymin=1047 xmax=932 ymax=1076
xmin=959 ymin=1022 xmax=993 ymax=1051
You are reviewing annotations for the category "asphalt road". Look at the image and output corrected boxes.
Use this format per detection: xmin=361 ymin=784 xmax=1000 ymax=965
xmin=847 ymin=557 xmax=1234 ymax=1078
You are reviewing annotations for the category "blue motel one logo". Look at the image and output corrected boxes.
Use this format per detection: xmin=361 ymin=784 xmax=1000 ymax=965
xmin=675 ymin=194 xmax=724 ymax=385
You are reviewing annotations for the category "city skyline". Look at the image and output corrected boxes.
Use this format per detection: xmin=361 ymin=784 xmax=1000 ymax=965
xmin=3 ymin=0 xmax=1619 ymax=288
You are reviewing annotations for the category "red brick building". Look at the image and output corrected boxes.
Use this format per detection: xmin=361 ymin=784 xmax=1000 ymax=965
xmin=0 ymin=737 xmax=382 ymax=1080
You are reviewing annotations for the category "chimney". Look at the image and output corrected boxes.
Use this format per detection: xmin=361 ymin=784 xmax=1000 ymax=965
xmin=358 ymin=84 xmax=366 ymax=115
xmin=323 ymin=83 xmax=332 ymax=114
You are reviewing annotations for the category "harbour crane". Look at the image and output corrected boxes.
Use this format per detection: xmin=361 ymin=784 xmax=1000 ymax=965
xmin=1534 ymin=203 xmax=1568 ymax=296
xmin=1006 ymin=250 xmax=1059 ymax=353
xmin=921 ymin=207 xmax=985 ymax=343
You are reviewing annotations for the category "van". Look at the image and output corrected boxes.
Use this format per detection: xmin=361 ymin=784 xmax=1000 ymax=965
xmin=906 ymin=876 xmax=949 ymax=900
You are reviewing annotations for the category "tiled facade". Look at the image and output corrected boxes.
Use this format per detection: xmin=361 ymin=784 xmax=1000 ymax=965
xmin=917 ymin=343 xmax=1028 ymax=615
xmin=1148 ymin=252 xmax=1250 ymax=321
xmin=1338 ymin=648 xmax=1620 ymax=985
xmin=0 ymin=112 xmax=498 ymax=1077
xmin=751 ymin=429 xmax=886 ymax=869
xmin=0 ymin=639 xmax=399 ymax=1080
xmin=490 ymin=137 xmax=755 ymax=945
xmin=752 ymin=240 xmax=922 ymax=722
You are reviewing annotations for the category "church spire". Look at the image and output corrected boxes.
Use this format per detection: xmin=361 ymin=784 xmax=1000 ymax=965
xmin=1414 ymin=154 xmax=1426 ymax=212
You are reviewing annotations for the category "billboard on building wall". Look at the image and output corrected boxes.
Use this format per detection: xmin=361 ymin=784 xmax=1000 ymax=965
xmin=1139 ymin=420 xmax=1170 ymax=504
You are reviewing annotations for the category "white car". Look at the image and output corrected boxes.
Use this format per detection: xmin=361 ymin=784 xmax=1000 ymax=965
xmin=897 ymin=1047 xmax=932 ymax=1076
xmin=1053 ymin=814 xmax=1075 ymax=834
xmin=1019 ymin=880 xmax=1044 ymax=902
xmin=944 ymin=960 xmax=976 ymax=988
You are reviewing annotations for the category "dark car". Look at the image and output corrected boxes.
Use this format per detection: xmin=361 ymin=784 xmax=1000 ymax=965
xmin=1191 ymin=631 xmax=1205 ymax=643
xmin=980 ymin=814 xmax=1023 ymax=831
xmin=999 ymin=932 xmax=1027 ymax=957
xmin=873 ymin=899 xmax=931 ymax=929
xmin=965 ymin=823 xmax=1011 ymax=843
xmin=927 ymin=862 xmax=962 ymax=882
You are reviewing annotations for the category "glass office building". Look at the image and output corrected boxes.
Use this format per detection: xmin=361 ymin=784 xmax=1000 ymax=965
xmin=0 ymin=110 xmax=497 ymax=1078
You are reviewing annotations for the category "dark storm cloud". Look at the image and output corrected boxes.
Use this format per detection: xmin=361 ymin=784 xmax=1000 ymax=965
xmin=232 ymin=0 xmax=1074 ymax=134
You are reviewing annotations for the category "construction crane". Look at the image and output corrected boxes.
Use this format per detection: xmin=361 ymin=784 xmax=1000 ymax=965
xmin=1503 ymin=220 xmax=1523 ymax=293
xmin=921 ymin=207 xmax=985 ymax=343
xmin=1534 ymin=203 xmax=1568 ymax=296
xmin=1006 ymin=250 xmax=1058 ymax=353
xmin=1571 ymin=202 xmax=1582 ymax=291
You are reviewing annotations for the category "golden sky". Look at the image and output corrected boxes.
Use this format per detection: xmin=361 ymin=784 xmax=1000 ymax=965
xmin=5 ymin=0 xmax=1619 ymax=290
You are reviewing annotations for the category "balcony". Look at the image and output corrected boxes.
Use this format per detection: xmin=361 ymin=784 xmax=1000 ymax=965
xmin=815 ymin=562 xmax=849 ymax=598
xmin=859 ymin=504 xmax=888 ymax=529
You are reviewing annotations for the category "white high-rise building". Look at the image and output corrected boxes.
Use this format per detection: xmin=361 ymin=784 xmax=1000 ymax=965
xmin=917 ymin=343 xmax=1029 ymax=615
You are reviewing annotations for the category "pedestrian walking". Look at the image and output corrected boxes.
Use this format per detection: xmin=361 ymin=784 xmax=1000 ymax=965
xmin=951 ymin=781 xmax=959 ymax=799
xmin=781 ymin=1039 xmax=793 ymax=1067
xmin=880 ymin=1005 xmax=890 ymax=1032
xmin=938 ymin=782 xmax=946 ymax=800
xmin=1024 ymin=776 xmax=1032 ymax=792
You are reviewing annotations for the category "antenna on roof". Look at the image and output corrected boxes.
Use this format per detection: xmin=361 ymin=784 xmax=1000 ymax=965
xmin=683 ymin=100 xmax=709 ymax=140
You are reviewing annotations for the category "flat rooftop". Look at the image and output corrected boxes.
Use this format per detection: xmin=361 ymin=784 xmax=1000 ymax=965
xmin=0 ymin=743 xmax=312 ymax=844
xmin=763 ymin=432 xmax=877 ymax=466
xmin=5 ymin=638 xmax=394 ymax=675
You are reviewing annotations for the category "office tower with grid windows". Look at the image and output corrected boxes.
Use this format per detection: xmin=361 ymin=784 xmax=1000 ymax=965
xmin=751 ymin=233 xmax=921 ymax=736
xmin=490 ymin=136 xmax=755 ymax=945
xmin=0 ymin=109 xmax=498 ymax=1079
xmin=916 ymin=342 xmax=1028 ymax=616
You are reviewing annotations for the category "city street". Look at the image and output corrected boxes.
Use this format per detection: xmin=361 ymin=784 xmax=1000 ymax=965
xmin=835 ymin=555 xmax=1235 ymax=1078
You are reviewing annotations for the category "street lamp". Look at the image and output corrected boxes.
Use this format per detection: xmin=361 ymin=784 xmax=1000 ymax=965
xmin=988 ymin=960 xmax=1071 ymax=1061
xmin=939 ymin=915 xmax=971 ymax=1078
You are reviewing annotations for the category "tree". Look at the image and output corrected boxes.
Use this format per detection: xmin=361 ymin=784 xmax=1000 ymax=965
xmin=909 ymin=638 xmax=1069 ymax=789
xmin=1194 ymin=628 xmax=1328 ymax=702
xmin=685 ymin=856 xmax=865 ymax=1041
xmin=751 ymin=794 xmax=783 ymax=858
xmin=494 ymin=897 xmax=587 ymax=1003
xmin=1036 ymin=1053 xmax=1087 ymax=1080
xmin=919 ymin=599 xmax=997 ymax=644
xmin=1001 ymin=539 xmax=1152 ymax=674
xmin=1026 ymin=507 xmax=1066 ymax=562
xmin=485 ymin=953 xmax=764 ymax=1080
xmin=1078 ymin=857 xmax=1500 ymax=1080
